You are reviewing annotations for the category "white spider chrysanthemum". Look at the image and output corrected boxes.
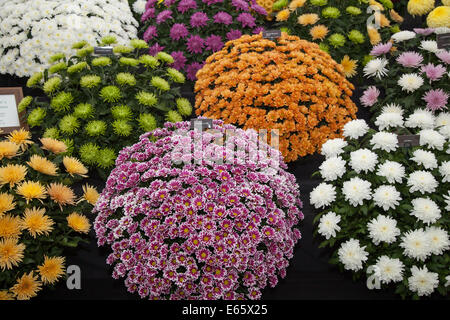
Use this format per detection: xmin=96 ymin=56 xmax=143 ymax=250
xmin=391 ymin=30 xmax=416 ymax=42
xmin=398 ymin=73 xmax=424 ymax=93
xmin=419 ymin=129 xmax=446 ymax=150
xmin=381 ymin=103 xmax=404 ymax=115
xmin=373 ymin=256 xmax=404 ymax=284
xmin=407 ymin=171 xmax=438 ymax=194
xmin=310 ymin=183 xmax=336 ymax=209
xmin=410 ymin=149 xmax=438 ymax=169
xmin=439 ymin=125 xmax=450 ymax=139
xmin=440 ymin=161 xmax=450 ymax=182
xmin=436 ymin=113 xmax=450 ymax=128
xmin=434 ymin=27 xmax=450 ymax=35
xmin=370 ymin=132 xmax=398 ymax=152
xmin=318 ymin=211 xmax=341 ymax=240
xmin=367 ymin=215 xmax=401 ymax=244
xmin=319 ymin=156 xmax=346 ymax=181
xmin=343 ymin=119 xmax=370 ymax=139
xmin=320 ymin=138 xmax=348 ymax=158
xmin=405 ymin=109 xmax=436 ymax=130
xmin=420 ymin=40 xmax=442 ymax=53
xmin=411 ymin=198 xmax=441 ymax=224
xmin=132 ymin=0 xmax=146 ymax=14
xmin=338 ymin=239 xmax=368 ymax=271
xmin=349 ymin=149 xmax=378 ymax=173
xmin=377 ymin=161 xmax=405 ymax=184
xmin=374 ymin=112 xmax=404 ymax=130
xmin=400 ymin=229 xmax=431 ymax=261
xmin=408 ymin=265 xmax=439 ymax=297
xmin=372 ymin=185 xmax=402 ymax=211
xmin=342 ymin=177 xmax=372 ymax=207
xmin=426 ymin=226 xmax=450 ymax=256
xmin=363 ymin=58 xmax=389 ymax=79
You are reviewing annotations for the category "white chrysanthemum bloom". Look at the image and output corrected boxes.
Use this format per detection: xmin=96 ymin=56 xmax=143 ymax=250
xmin=372 ymin=185 xmax=402 ymax=211
xmin=367 ymin=215 xmax=400 ymax=245
xmin=381 ymin=103 xmax=404 ymax=115
xmin=370 ymin=132 xmax=398 ymax=152
xmin=349 ymin=149 xmax=378 ymax=173
xmin=436 ymin=113 xmax=450 ymax=128
xmin=321 ymin=138 xmax=348 ymax=159
xmin=318 ymin=211 xmax=341 ymax=240
xmin=439 ymin=125 xmax=450 ymax=139
xmin=377 ymin=161 xmax=405 ymax=183
xmin=445 ymin=192 xmax=450 ymax=211
xmin=439 ymin=161 xmax=450 ymax=182
xmin=446 ymin=275 xmax=450 ymax=287
xmin=420 ymin=40 xmax=442 ymax=53
xmin=398 ymin=73 xmax=424 ymax=93
xmin=373 ymin=256 xmax=404 ymax=284
xmin=363 ymin=58 xmax=389 ymax=79
xmin=407 ymin=171 xmax=438 ymax=194
xmin=400 ymin=229 xmax=431 ymax=261
xmin=408 ymin=265 xmax=439 ymax=296
xmin=405 ymin=109 xmax=435 ymax=130
xmin=426 ymin=226 xmax=450 ymax=256
xmin=338 ymin=239 xmax=369 ymax=271
xmin=411 ymin=198 xmax=441 ymax=224
xmin=375 ymin=112 xmax=404 ymax=130
xmin=391 ymin=30 xmax=416 ymax=42
xmin=411 ymin=149 xmax=438 ymax=169
xmin=434 ymin=27 xmax=450 ymax=35
xmin=342 ymin=177 xmax=372 ymax=207
xmin=343 ymin=119 xmax=370 ymax=139
xmin=419 ymin=129 xmax=446 ymax=150
xmin=319 ymin=156 xmax=346 ymax=181
xmin=310 ymin=183 xmax=336 ymax=209
xmin=132 ymin=0 xmax=146 ymax=14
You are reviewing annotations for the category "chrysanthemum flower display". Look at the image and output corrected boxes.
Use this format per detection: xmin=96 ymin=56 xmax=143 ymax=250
xmin=0 ymin=0 xmax=138 ymax=77
xmin=0 ymin=130 xmax=98 ymax=300
xmin=139 ymin=0 xmax=267 ymax=81
xmin=93 ymin=120 xmax=304 ymax=299
xmin=272 ymin=0 xmax=401 ymax=78
xmin=310 ymin=108 xmax=450 ymax=298
xmin=195 ymin=33 xmax=357 ymax=162
xmin=406 ymin=0 xmax=450 ymax=28
xmin=362 ymin=29 xmax=449 ymax=119
xmin=23 ymin=36 xmax=192 ymax=176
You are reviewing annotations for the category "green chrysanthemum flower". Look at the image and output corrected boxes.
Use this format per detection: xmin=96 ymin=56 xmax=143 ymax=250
xmin=73 ymin=103 xmax=94 ymax=119
xmin=72 ymin=40 xmax=88 ymax=49
xmin=96 ymin=148 xmax=116 ymax=169
xmin=346 ymin=6 xmax=362 ymax=15
xmin=166 ymin=68 xmax=185 ymax=84
xmin=112 ymin=119 xmax=132 ymax=136
xmin=318 ymin=43 xmax=330 ymax=53
xmin=348 ymin=30 xmax=365 ymax=44
xmin=49 ymin=53 xmax=65 ymax=63
xmin=85 ymin=120 xmax=107 ymax=137
xmin=151 ymin=76 xmax=170 ymax=91
xmin=77 ymin=46 xmax=94 ymax=57
xmin=272 ymin=0 xmax=288 ymax=11
xmin=100 ymin=86 xmax=122 ymax=103
xmin=280 ymin=27 xmax=291 ymax=35
xmin=166 ymin=110 xmax=182 ymax=123
xmin=51 ymin=92 xmax=74 ymax=112
xmin=101 ymin=35 xmax=117 ymax=45
xmin=61 ymin=138 xmax=74 ymax=156
xmin=79 ymin=143 xmax=100 ymax=165
xmin=116 ymin=73 xmax=137 ymax=86
xmin=139 ymin=55 xmax=160 ymax=68
xmin=18 ymin=96 xmax=33 ymax=112
xmin=119 ymin=57 xmax=140 ymax=67
xmin=59 ymin=114 xmax=79 ymax=135
xmin=111 ymin=105 xmax=132 ymax=120
xmin=176 ymin=98 xmax=192 ymax=116
xmin=362 ymin=55 xmax=374 ymax=66
xmin=43 ymin=77 xmax=61 ymax=94
xmin=390 ymin=25 xmax=401 ymax=33
xmin=26 ymin=72 xmax=43 ymax=87
xmin=322 ymin=7 xmax=340 ymax=18
xmin=310 ymin=0 xmax=327 ymax=6
xmin=48 ymin=62 xmax=67 ymax=74
xmin=67 ymin=62 xmax=88 ymax=74
xmin=136 ymin=91 xmax=157 ymax=106
xmin=27 ymin=107 xmax=46 ymax=127
xmin=80 ymin=75 xmax=102 ymax=88
xmin=113 ymin=46 xmax=134 ymax=54
xmin=328 ymin=33 xmax=346 ymax=48
xmin=130 ymin=39 xmax=149 ymax=49
xmin=156 ymin=52 xmax=174 ymax=64
xmin=92 ymin=57 xmax=112 ymax=67
xmin=138 ymin=113 xmax=157 ymax=132
xmin=43 ymin=127 xmax=60 ymax=139
xmin=379 ymin=0 xmax=393 ymax=9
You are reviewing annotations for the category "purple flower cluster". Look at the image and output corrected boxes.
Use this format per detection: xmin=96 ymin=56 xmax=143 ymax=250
xmin=94 ymin=120 xmax=303 ymax=300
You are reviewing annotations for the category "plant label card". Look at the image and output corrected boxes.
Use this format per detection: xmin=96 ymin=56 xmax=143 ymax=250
xmin=263 ymin=29 xmax=282 ymax=41
xmin=437 ymin=33 xmax=450 ymax=50
xmin=398 ymin=135 xmax=420 ymax=148
xmin=0 ymin=87 xmax=26 ymax=134
xmin=94 ymin=46 xmax=114 ymax=55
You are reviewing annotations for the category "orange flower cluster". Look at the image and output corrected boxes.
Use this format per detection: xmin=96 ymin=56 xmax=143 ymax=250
xmin=195 ymin=33 xmax=357 ymax=162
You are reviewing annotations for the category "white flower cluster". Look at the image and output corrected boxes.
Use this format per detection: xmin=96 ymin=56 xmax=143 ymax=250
xmin=312 ymin=108 xmax=450 ymax=297
xmin=0 ymin=0 xmax=138 ymax=77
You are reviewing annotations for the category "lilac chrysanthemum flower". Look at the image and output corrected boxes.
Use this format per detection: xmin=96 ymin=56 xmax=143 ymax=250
xmin=149 ymin=43 xmax=165 ymax=56
xmin=190 ymin=12 xmax=209 ymax=28
xmin=205 ymin=35 xmax=224 ymax=52
xmin=370 ymin=42 xmax=392 ymax=56
xmin=226 ymin=29 xmax=242 ymax=41
xmin=146 ymin=0 xmax=157 ymax=10
xmin=413 ymin=28 xmax=434 ymax=36
xmin=237 ymin=12 xmax=256 ymax=28
xmin=186 ymin=62 xmax=204 ymax=81
xmin=421 ymin=63 xmax=446 ymax=82
xmin=143 ymin=25 xmax=158 ymax=42
xmin=141 ymin=8 xmax=155 ymax=22
xmin=360 ymin=86 xmax=380 ymax=107
xmin=177 ymin=0 xmax=197 ymax=13
xmin=396 ymin=51 xmax=424 ymax=68
xmin=423 ymin=89 xmax=449 ymax=111
xmin=170 ymin=51 xmax=187 ymax=70
xmin=251 ymin=4 xmax=267 ymax=16
xmin=436 ymin=51 xmax=450 ymax=64
xmin=164 ymin=0 xmax=177 ymax=6
xmin=202 ymin=0 xmax=224 ymax=4
xmin=170 ymin=23 xmax=189 ymax=41
xmin=213 ymin=12 xmax=233 ymax=25
xmin=156 ymin=10 xmax=173 ymax=24
xmin=232 ymin=0 xmax=250 ymax=11
xmin=186 ymin=35 xmax=205 ymax=54
xmin=253 ymin=26 xmax=264 ymax=34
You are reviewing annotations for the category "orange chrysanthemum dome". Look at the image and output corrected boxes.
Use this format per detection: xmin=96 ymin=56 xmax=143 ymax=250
xmin=195 ymin=33 xmax=357 ymax=162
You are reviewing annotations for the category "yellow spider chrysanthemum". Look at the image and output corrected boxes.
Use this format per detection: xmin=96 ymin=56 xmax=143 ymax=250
xmin=38 ymin=256 xmax=65 ymax=284
xmin=0 ymin=164 xmax=27 ymax=188
xmin=15 ymin=181 xmax=47 ymax=203
xmin=7 ymin=129 xmax=33 ymax=151
xmin=40 ymin=137 xmax=67 ymax=154
xmin=10 ymin=272 xmax=41 ymax=300
xmin=81 ymin=184 xmax=99 ymax=206
xmin=67 ymin=212 xmax=91 ymax=234
xmin=390 ymin=9 xmax=404 ymax=24
xmin=298 ymin=13 xmax=319 ymax=26
xmin=408 ymin=0 xmax=435 ymax=16
xmin=47 ymin=183 xmax=76 ymax=209
xmin=310 ymin=25 xmax=329 ymax=40
xmin=27 ymin=155 xmax=58 ymax=176
xmin=276 ymin=9 xmax=290 ymax=22
xmin=0 ymin=238 xmax=25 ymax=270
xmin=289 ymin=0 xmax=306 ymax=10
xmin=0 ymin=214 xmax=22 ymax=239
xmin=367 ymin=26 xmax=382 ymax=45
xmin=427 ymin=6 xmax=450 ymax=28
xmin=0 ymin=193 xmax=15 ymax=217
xmin=340 ymin=55 xmax=358 ymax=78
xmin=0 ymin=290 xmax=14 ymax=300
xmin=21 ymin=207 xmax=54 ymax=238
xmin=63 ymin=156 xmax=88 ymax=177
xmin=0 ymin=141 xmax=20 ymax=160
